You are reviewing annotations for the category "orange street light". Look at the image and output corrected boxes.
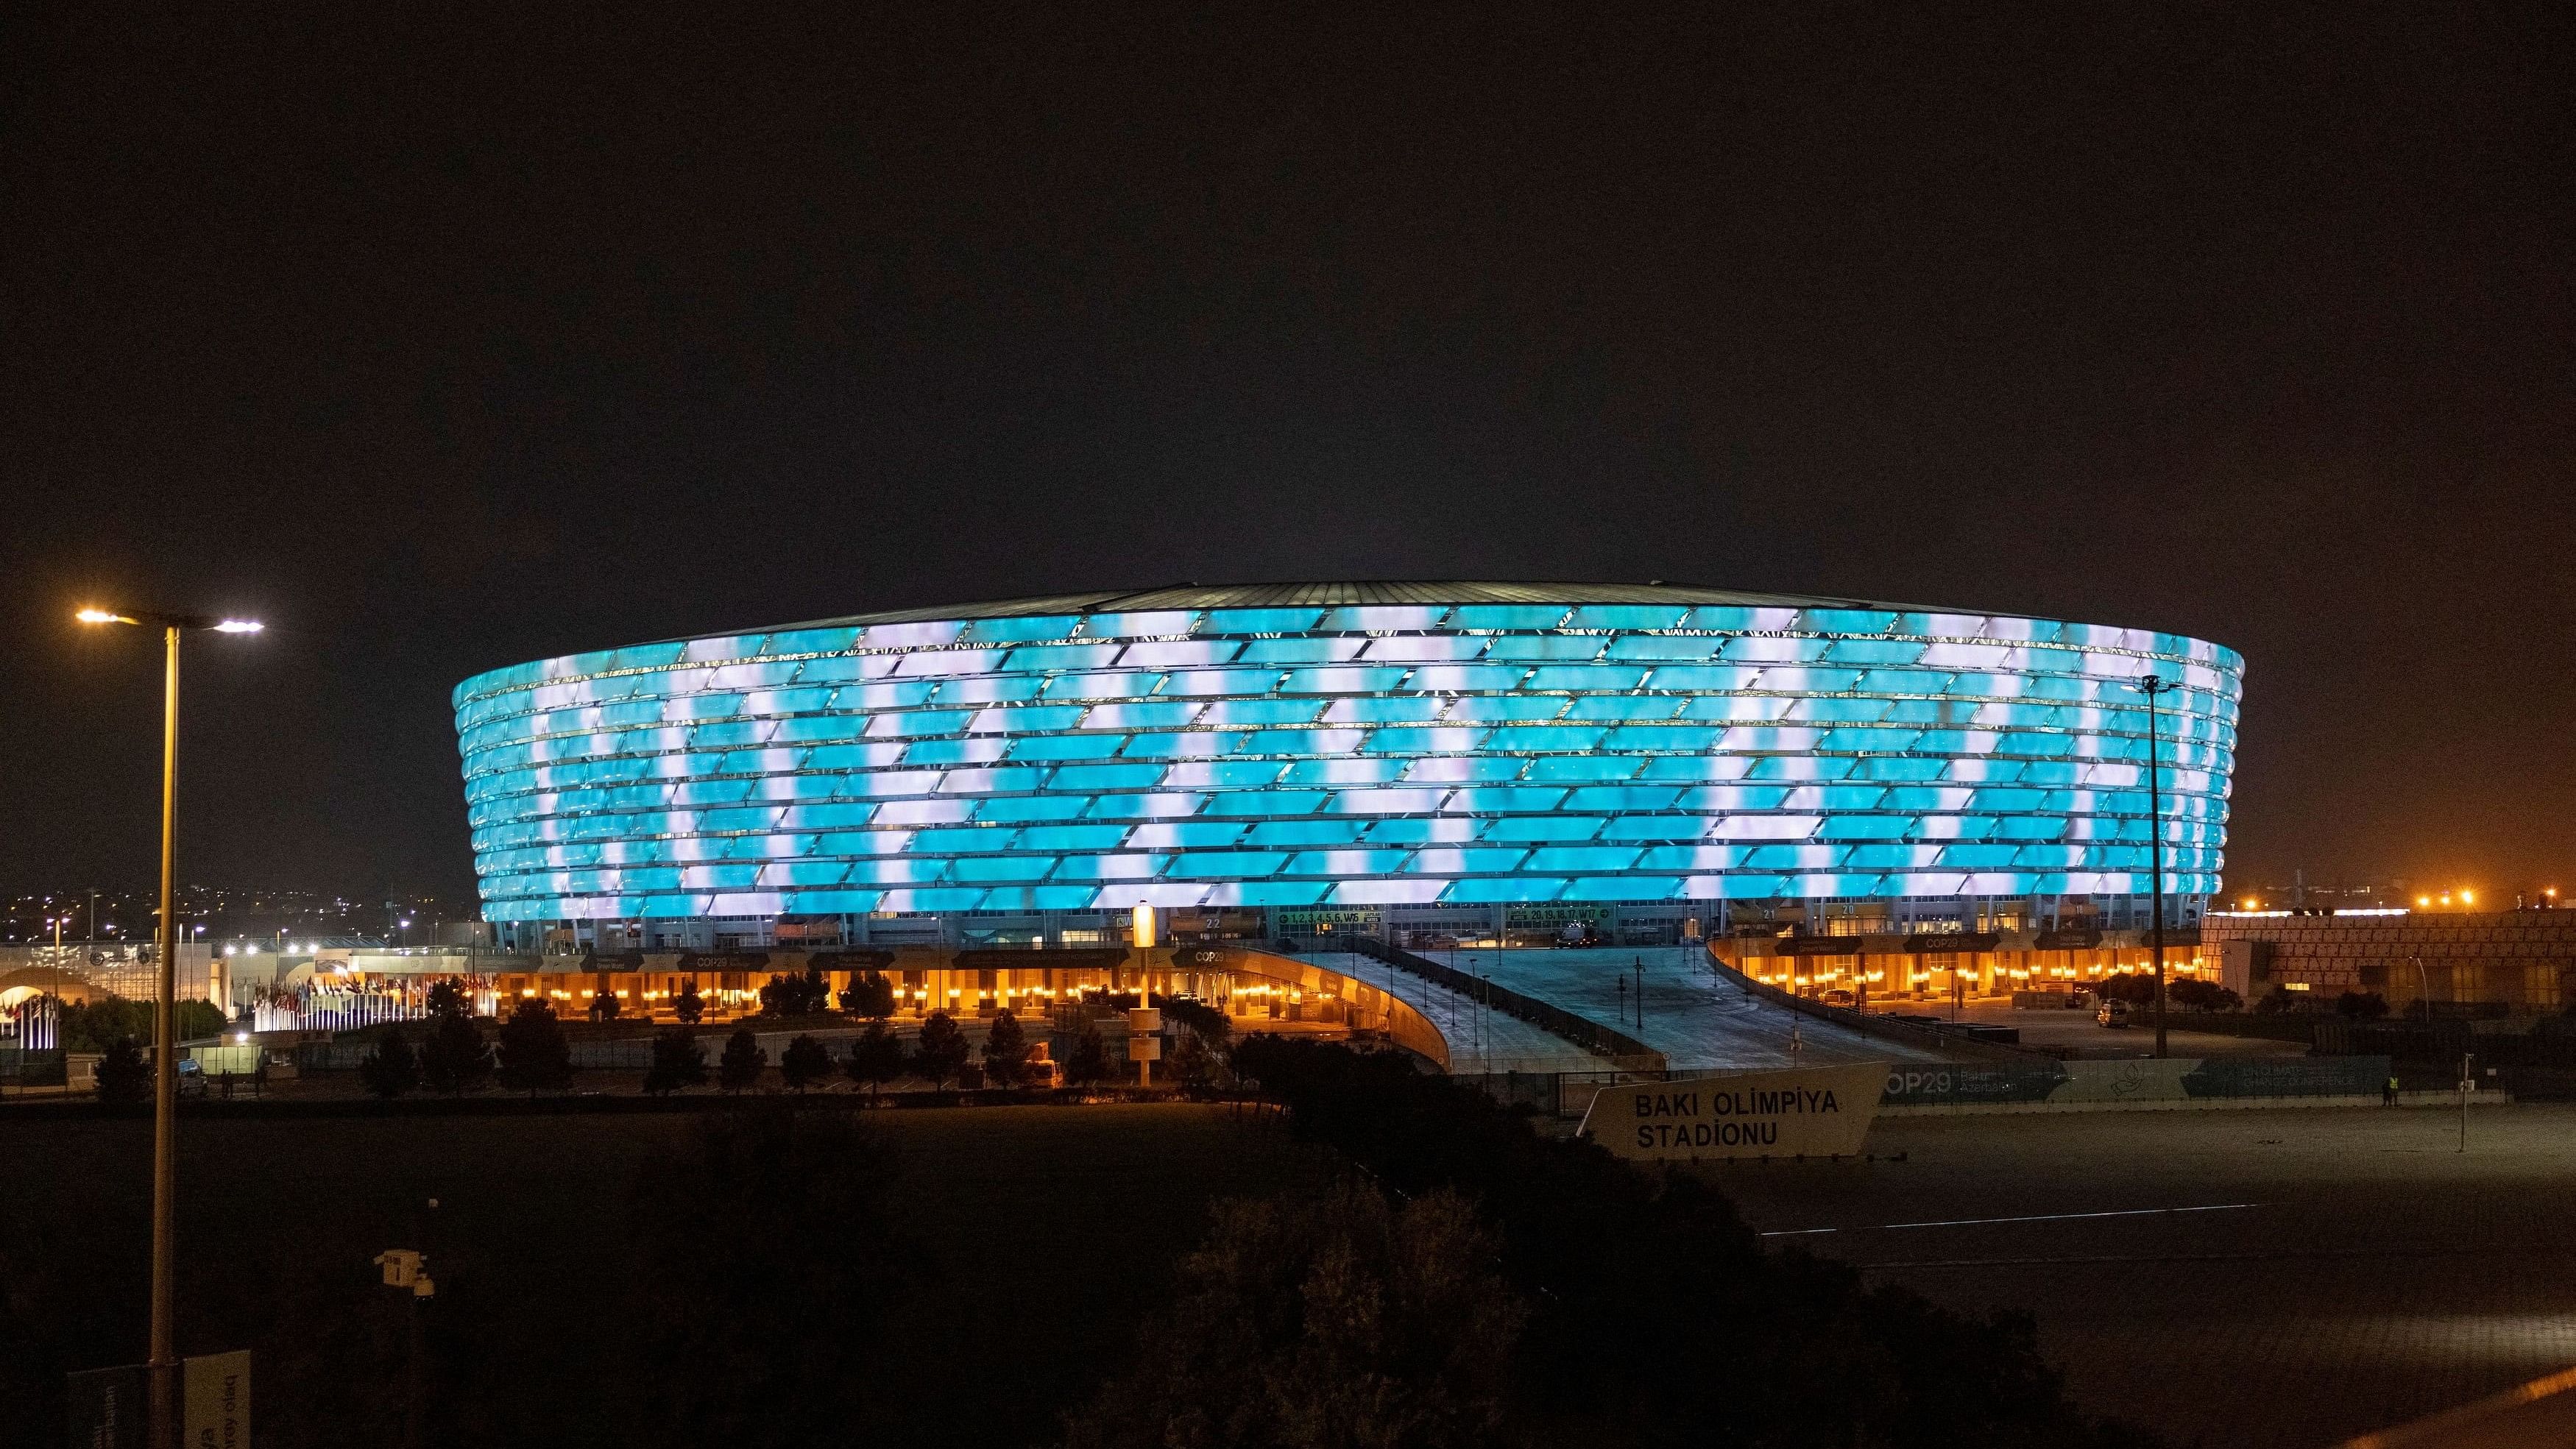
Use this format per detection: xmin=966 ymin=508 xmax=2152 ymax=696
xmin=75 ymin=603 xmax=261 ymax=1449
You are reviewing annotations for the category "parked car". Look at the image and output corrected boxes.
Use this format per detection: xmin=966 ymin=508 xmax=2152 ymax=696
xmin=1821 ymin=988 xmax=1856 ymax=1007
xmin=2095 ymin=999 xmax=2132 ymax=1028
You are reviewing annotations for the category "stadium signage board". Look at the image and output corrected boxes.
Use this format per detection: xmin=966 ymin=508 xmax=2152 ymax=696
xmin=1580 ymin=1063 xmax=1886 ymax=1161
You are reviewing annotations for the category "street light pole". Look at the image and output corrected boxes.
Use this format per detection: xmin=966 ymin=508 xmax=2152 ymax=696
xmin=150 ymin=620 xmax=180 ymax=1445
xmin=77 ymin=605 xmax=261 ymax=1449
xmin=2126 ymin=672 xmax=2179 ymax=1059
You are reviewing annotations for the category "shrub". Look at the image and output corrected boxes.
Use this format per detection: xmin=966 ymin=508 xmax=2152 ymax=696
xmin=2336 ymin=991 xmax=2390 ymax=1021
xmin=672 ymin=980 xmax=705 ymax=1025
xmin=93 ymin=1037 xmax=150 ymax=1104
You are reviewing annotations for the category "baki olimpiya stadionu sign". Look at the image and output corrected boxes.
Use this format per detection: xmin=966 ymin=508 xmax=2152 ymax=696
xmin=1581 ymin=1063 xmax=1889 ymax=1161
xmin=452 ymin=581 xmax=2241 ymax=924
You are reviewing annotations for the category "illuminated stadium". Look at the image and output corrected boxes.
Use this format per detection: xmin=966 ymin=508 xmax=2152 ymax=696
xmin=452 ymin=583 xmax=2243 ymax=953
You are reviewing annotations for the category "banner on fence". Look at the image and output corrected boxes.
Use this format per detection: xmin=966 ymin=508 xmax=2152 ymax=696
xmin=1878 ymin=1055 xmax=2393 ymax=1108
xmin=1579 ymin=1062 xmax=1886 ymax=1161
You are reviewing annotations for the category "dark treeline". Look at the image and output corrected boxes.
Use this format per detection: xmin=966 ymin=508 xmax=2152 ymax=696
xmin=1119 ymin=1038 xmax=2160 ymax=1449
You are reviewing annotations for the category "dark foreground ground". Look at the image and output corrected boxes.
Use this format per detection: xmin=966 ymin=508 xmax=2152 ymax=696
xmin=1710 ymin=1102 xmax=2576 ymax=1448
xmin=1 ymin=1102 xmax=1331 ymax=1448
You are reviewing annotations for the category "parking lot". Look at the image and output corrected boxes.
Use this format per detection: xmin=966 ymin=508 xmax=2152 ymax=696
xmin=1710 ymin=1102 xmax=2576 ymax=1447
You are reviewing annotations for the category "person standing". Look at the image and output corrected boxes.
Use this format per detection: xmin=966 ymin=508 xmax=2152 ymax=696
xmin=2384 ymin=1073 xmax=2400 ymax=1108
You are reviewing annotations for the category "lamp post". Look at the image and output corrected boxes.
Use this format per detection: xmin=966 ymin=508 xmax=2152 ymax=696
xmin=2126 ymin=671 xmax=2179 ymax=1059
xmin=76 ymin=604 xmax=261 ymax=1449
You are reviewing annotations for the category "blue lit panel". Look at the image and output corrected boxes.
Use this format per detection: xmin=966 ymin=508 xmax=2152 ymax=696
xmin=453 ymin=587 xmax=2244 ymax=919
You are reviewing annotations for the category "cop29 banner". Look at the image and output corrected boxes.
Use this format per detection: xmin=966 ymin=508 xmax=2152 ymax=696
xmin=1580 ymin=1062 xmax=1888 ymax=1161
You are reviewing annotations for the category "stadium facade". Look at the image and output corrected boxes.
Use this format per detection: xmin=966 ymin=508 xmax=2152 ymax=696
xmin=452 ymin=583 xmax=2243 ymax=954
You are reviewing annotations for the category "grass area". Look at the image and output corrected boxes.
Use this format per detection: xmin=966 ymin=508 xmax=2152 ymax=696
xmin=0 ymin=1103 xmax=1333 ymax=1448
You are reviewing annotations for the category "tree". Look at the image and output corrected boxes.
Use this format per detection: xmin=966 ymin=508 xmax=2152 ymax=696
xmin=358 ymin=1025 xmax=420 ymax=1099
xmin=93 ymin=1036 xmax=150 ymax=1104
xmin=1170 ymin=1030 xmax=1218 ymax=1094
xmin=59 ymin=994 xmax=224 ymax=1053
xmin=838 ymin=970 xmax=896 ymax=1019
xmin=982 ymin=1010 xmax=1031 ymax=1088
xmin=1064 ymin=1021 xmax=1112 ymax=1088
xmin=760 ymin=968 xmax=832 ymax=1016
xmin=497 ymin=999 xmax=576 ymax=1096
xmin=420 ymin=1009 xmax=492 ymax=1095
xmin=1058 ymin=1185 xmax=1526 ymax=1449
xmin=911 ymin=1010 xmax=969 ymax=1089
xmin=780 ymin=1033 xmax=832 ymax=1092
xmin=861 ymin=972 xmax=897 ymax=1020
xmin=672 ymin=979 xmax=705 ymax=1025
xmin=1163 ymin=997 xmax=1231 ymax=1044
xmin=2095 ymin=973 xmax=2156 ymax=1006
xmin=424 ymin=978 xmax=469 ymax=1016
xmin=2336 ymin=990 xmax=2391 ymax=1021
xmin=718 ymin=1029 xmax=767 ymax=1094
xmin=846 ymin=1021 xmax=904 ymax=1101
xmin=645 ymin=1028 xmax=709 ymax=1095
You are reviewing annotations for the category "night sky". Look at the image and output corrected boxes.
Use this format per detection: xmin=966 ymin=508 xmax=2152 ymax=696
xmin=4 ymin=6 xmax=2569 ymax=904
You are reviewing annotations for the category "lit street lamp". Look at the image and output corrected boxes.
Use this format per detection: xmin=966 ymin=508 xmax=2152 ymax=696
xmin=76 ymin=603 xmax=261 ymax=1449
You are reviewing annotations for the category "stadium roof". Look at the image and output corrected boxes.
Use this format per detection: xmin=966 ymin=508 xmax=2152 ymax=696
xmin=751 ymin=580 xmax=1928 ymax=632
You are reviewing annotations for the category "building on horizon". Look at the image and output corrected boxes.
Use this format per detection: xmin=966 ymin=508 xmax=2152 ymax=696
xmin=449 ymin=582 xmax=2243 ymax=957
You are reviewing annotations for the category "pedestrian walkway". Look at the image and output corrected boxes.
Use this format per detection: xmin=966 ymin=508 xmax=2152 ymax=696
xmin=1431 ymin=946 xmax=1949 ymax=1071
xmin=1306 ymin=951 xmax=1603 ymax=1072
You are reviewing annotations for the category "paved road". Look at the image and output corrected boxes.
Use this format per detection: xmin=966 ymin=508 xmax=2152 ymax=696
xmin=1948 ymin=998 xmax=2311 ymax=1060
xmin=1710 ymin=1103 xmax=2576 ymax=1448
xmin=1438 ymin=946 xmax=1950 ymax=1070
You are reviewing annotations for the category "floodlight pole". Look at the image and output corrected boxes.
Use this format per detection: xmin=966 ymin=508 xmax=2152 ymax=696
xmin=76 ymin=606 xmax=261 ymax=1449
xmin=148 ymin=623 xmax=182 ymax=1447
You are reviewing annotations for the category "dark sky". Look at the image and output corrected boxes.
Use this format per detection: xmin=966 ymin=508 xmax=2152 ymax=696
xmin=4 ymin=5 xmax=2569 ymax=904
